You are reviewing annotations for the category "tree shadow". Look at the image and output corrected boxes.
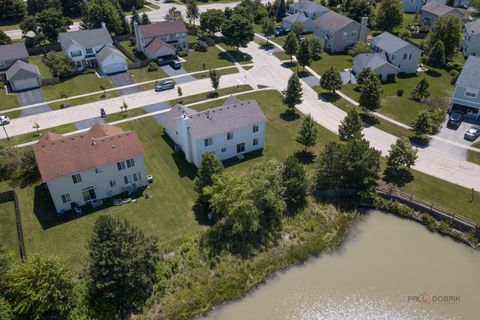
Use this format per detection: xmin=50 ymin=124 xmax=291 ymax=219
xmin=207 ymin=92 xmax=219 ymax=98
xmin=280 ymin=110 xmax=300 ymax=121
xmin=161 ymin=133 xmax=197 ymax=179
xmin=318 ymin=92 xmax=340 ymax=102
xmin=281 ymin=62 xmax=297 ymax=69
xmin=409 ymin=135 xmax=431 ymax=148
xmin=259 ymin=43 xmax=275 ymax=51
xmin=192 ymin=200 xmax=213 ymax=226
xmin=382 ymin=168 xmax=414 ymax=188
xmin=360 ymin=112 xmax=380 ymax=128
xmin=222 ymin=149 xmax=264 ymax=168
xmin=297 ymin=70 xmax=311 ymax=78
xmin=293 ymin=150 xmax=316 ymax=164
xmin=218 ymin=51 xmax=252 ymax=63
xmin=425 ymin=69 xmax=442 ymax=78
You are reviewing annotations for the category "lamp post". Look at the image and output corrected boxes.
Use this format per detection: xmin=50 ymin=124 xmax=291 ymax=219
xmin=1 ymin=123 xmax=9 ymax=141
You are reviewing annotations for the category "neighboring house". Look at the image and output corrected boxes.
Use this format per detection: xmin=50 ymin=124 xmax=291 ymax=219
xmin=313 ymin=12 xmax=368 ymax=53
xmin=58 ymin=23 xmax=127 ymax=74
xmin=160 ymin=96 xmax=266 ymax=167
xmin=32 ymin=123 xmax=148 ymax=213
xmin=403 ymin=0 xmax=444 ymax=13
xmin=352 ymin=53 xmax=399 ymax=81
xmin=134 ymin=21 xmax=188 ymax=60
xmin=283 ymin=13 xmax=315 ymax=33
xmin=287 ymin=0 xmax=329 ymax=20
xmin=370 ymin=32 xmax=422 ymax=74
xmin=420 ymin=1 xmax=470 ymax=26
xmin=0 ymin=43 xmax=29 ymax=73
xmin=462 ymin=19 xmax=480 ymax=57
xmin=6 ymin=60 xmax=41 ymax=92
xmin=450 ymin=55 xmax=480 ymax=118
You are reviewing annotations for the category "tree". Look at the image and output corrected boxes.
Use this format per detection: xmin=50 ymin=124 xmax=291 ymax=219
xmin=261 ymin=16 xmax=276 ymax=44
xmin=61 ymin=0 xmax=84 ymax=16
xmin=386 ymin=136 xmax=418 ymax=170
xmin=356 ymin=67 xmax=374 ymax=86
xmin=282 ymin=72 xmax=303 ymax=112
xmin=130 ymin=7 xmax=140 ymax=30
xmin=347 ymin=0 xmax=372 ymax=23
xmin=194 ymin=152 xmax=224 ymax=206
xmin=165 ymin=6 xmax=182 ymax=21
xmin=282 ymin=156 xmax=308 ymax=210
xmin=0 ymin=297 xmax=13 ymax=320
xmin=410 ymin=110 xmax=432 ymax=137
xmin=296 ymin=114 xmax=318 ymax=151
xmin=0 ymin=30 xmax=12 ymax=45
xmin=141 ymin=12 xmax=151 ymax=25
xmin=233 ymin=0 xmax=263 ymax=22
xmin=200 ymin=9 xmax=225 ymax=35
xmin=8 ymin=255 xmax=77 ymax=320
xmin=35 ymin=7 xmax=72 ymax=43
xmin=0 ymin=145 xmax=20 ymax=182
xmin=375 ymin=0 xmax=403 ymax=32
xmin=42 ymin=51 xmax=76 ymax=79
xmin=308 ymin=37 xmax=323 ymax=60
xmin=12 ymin=148 xmax=39 ymax=186
xmin=348 ymin=40 xmax=369 ymax=57
xmin=276 ymin=0 xmax=286 ymax=22
xmin=86 ymin=216 xmax=159 ymax=319
xmin=209 ymin=69 xmax=221 ymax=93
xmin=0 ymin=0 xmax=27 ymax=20
xmin=186 ymin=0 xmax=199 ymax=25
xmin=177 ymin=86 xmax=182 ymax=97
xmin=338 ymin=109 xmax=364 ymax=141
xmin=427 ymin=40 xmax=446 ymax=68
xmin=291 ymin=20 xmax=304 ymax=37
xmin=283 ymin=31 xmax=298 ymax=62
xmin=80 ymin=0 xmax=122 ymax=35
xmin=411 ymin=78 xmax=430 ymax=101
xmin=221 ymin=14 xmax=254 ymax=50
xmin=320 ymin=66 xmax=342 ymax=94
xmin=122 ymin=101 xmax=128 ymax=113
xmin=359 ymin=73 xmax=382 ymax=112
xmin=296 ymin=39 xmax=312 ymax=71
xmin=32 ymin=122 xmax=40 ymax=132
xmin=27 ymin=0 xmax=60 ymax=15
xmin=118 ymin=8 xmax=130 ymax=35
xmin=425 ymin=15 xmax=463 ymax=59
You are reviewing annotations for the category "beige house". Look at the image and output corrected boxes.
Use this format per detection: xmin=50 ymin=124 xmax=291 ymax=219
xmin=134 ymin=21 xmax=188 ymax=59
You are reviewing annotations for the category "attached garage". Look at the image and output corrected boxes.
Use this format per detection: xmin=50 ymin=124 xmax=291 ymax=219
xmin=6 ymin=60 xmax=41 ymax=92
xmin=144 ymin=38 xmax=176 ymax=60
xmin=96 ymin=46 xmax=128 ymax=75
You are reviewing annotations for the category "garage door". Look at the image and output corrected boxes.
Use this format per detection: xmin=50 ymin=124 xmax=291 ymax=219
xmin=12 ymin=78 xmax=40 ymax=92
xmin=103 ymin=63 xmax=127 ymax=75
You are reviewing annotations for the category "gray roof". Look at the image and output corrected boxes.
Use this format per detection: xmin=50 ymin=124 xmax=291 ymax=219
xmin=161 ymin=104 xmax=196 ymax=132
xmin=283 ymin=12 xmax=311 ymax=24
xmin=465 ymin=19 xmax=480 ymax=34
xmin=58 ymin=27 xmax=112 ymax=49
xmin=421 ymin=0 xmax=469 ymax=19
xmin=6 ymin=60 xmax=40 ymax=81
xmin=456 ymin=56 xmax=480 ymax=89
xmin=371 ymin=32 xmax=421 ymax=54
xmin=353 ymin=53 xmax=398 ymax=73
xmin=289 ymin=0 xmax=329 ymax=14
xmin=313 ymin=11 xmax=357 ymax=32
xmin=96 ymin=46 xmax=126 ymax=64
xmin=0 ymin=43 xmax=29 ymax=62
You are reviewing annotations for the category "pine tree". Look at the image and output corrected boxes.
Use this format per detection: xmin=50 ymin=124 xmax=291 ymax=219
xmin=141 ymin=12 xmax=151 ymax=25
xmin=359 ymin=73 xmax=382 ymax=112
xmin=130 ymin=7 xmax=140 ymax=30
xmin=296 ymin=114 xmax=318 ymax=151
xmin=276 ymin=0 xmax=286 ymax=22
xmin=194 ymin=152 xmax=224 ymax=206
xmin=411 ymin=110 xmax=432 ymax=137
xmin=411 ymin=78 xmax=430 ymax=101
xmin=283 ymin=72 xmax=303 ymax=112
xmin=338 ymin=109 xmax=364 ymax=141
xmin=320 ymin=67 xmax=342 ymax=94
xmin=283 ymin=31 xmax=299 ymax=62
xmin=296 ymin=39 xmax=312 ymax=71
xmin=282 ymin=155 xmax=308 ymax=210
xmin=427 ymin=40 xmax=446 ymax=68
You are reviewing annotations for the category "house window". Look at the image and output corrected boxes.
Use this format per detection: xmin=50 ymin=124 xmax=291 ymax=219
xmin=343 ymin=32 xmax=348 ymax=39
xmin=227 ymin=132 xmax=233 ymax=140
xmin=351 ymin=31 xmax=357 ymax=39
xmin=82 ymin=187 xmax=96 ymax=201
xmin=126 ymin=158 xmax=135 ymax=168
xmin=403 ymin=53 xmax=408 ymax=60
xmin=133 ymin=172 xmax=141 ymax=182
xmin=109 ymin=180 xmax=116 ymax=187
xmin=391 ymin=54 xmax=396 ymax=61
xmin=117 ymin=161 xmax=126 ymax=171
xmin=61 ymin=193 xmax=71 ymax=203
xmin=71 ymin=50 xmax=82 ymax=57
xmin=72 ymin=173 xmax=82 ymax=184
xmin=409 ymin=53 xmax=412 ymax=59
xmin=465 ymin=88 xmax=478 ymax=98
xmin=86 ymin=48 xmax=93 ymax=54
xmin=124 ymin=175 xmax=132 ymax=184
xmin=221 ymin=147 xmax=226 ymax=152
xmin=95 ymin=168 xmax=102 ymax=174
xmin=204 ymin=137 xmax=212 ymax=147
xmin=0 ymin=61 xmax=5 ymax=68
xmin=253 ymin=138 xmax=259 ymax=146
xmin=237 ymin=143 xmax=245 ymax=153
xmin=253 ymin=124 xmax=259 ymax=133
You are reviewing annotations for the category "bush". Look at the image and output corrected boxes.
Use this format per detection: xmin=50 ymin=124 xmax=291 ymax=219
xmin=397 ymin=89 xmax=404 ymax=96
xmin=445 ymin=61 xmax=463 ymax=72
xmin=419 ymin=25 xmax=430 ymax=34
xmin=449 ymin=70 xmax=459 ymax=77
xmin=386 ymin=73 xmax=397 ymax=83
xmin=437 ymin=221 xmax=451 ymax=235
xmin=147 ymin=62 xmax=158 ymax=72
xmin=451 ymin=72 xmax=459 ymax=85
xmin=421 ymin=214 xmax=437 ymax=232
xmin=373 ymin=196 xmax=413 ymax=218
xmin=193 ymin=40 xmax=208 ymax=52
xmin=177 ymin=49 xmax=188 ymax=57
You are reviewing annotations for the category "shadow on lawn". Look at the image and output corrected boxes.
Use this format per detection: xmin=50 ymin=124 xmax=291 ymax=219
xmin=318 ymin=92 xmax=340 ymax=103
xmin=294 ymin=150 xmax=316 ymax=164
xmin=218 ymin=51 xmax=252 ymax=63
xmin=161 ymin=133 xmax=197 ymax=180
xmin=382 ymin=168 xmax=414 ymax=187
xmin=280 ymin=110 xmax=300 ymax=121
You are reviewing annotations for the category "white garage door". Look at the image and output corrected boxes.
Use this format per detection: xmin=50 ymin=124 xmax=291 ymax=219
xmin=103 ymin=63 xmax=127 ymax=75
xmin=12 ymin=78 xmax=39 ymax=92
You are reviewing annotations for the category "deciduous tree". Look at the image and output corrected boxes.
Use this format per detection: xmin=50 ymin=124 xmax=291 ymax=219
xmin=296 ymin=114 xmax=318 ymax=151
xmin=141 ymin=12 xmax=151 ymax=25
xmin=296 ymin=38 xmax=312 ymax=70
xmin=347 ymin=0 xmax=372 ymax=23
xmin=200 ymin=9 xmax=225 ymax=35
xmin=283 ymin=31 xmax=298 ymax=62
xmin=386 ymin=136 xmax=418 ymax=170
xmin=338 ymin=109 xmax=364 ymax=141
xmin=320 ymin=66 xmax=342 ymax=94
xmin=0 ymin=30 xmax=12 ymax=45
xmin=261 ymin=16 xmax=275 ymax=44
xmin=186 ymin=0 xmax=199 ymax=25
xmin=194 ymin=152 xmax=224 ymax=207
xmin=35 ymin=7 xmax=72 ymax=43
xmin=282 ymin=155 xmax=308 ymax=210
xmin=209 ymin=69 xmax=221 ymax=93
xmin=427 ymin=40 xmax=446 ymax=68
xmin=411 ymin=78 xmax=430 ymax=101
xmin=282 ymin=72 xmax=303 ymax=112
xmin=291 ymin=20 xmax=304 ymax=36
xmin=221 ymin=14 xmax=254 ymax=50
xmin=165 ymin=6 xmax=182 ymax=21
xmin=410 ymin=110 xmax=432 ymax=137
xmin=308 ymin=37 xmax=323 ymax=60
xmin=0 ymin=0 xmax=27 ymax=20
xmin=359 ymin=73 xmax=382 ymax=112
xmin=375 ymin=0 xmax=403 ymax=32
xmin=425 ymin=15 xmax=463 ymax=59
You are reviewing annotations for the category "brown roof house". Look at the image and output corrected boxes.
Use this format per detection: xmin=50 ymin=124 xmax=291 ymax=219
xmin=134 ymin=20 xmax=188 ymax=59
xmin=33 ymin=123 xmax=148 ymax=213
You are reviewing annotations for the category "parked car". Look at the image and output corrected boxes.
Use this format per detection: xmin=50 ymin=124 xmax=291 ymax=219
xmin=447 ymin=112 xmax=463 ymax=128
xmin=464 ymin=126 xmax=480 ymax=141
xmin=0 ymin=115 xmax=10 ymax=125
xmin=169 ymin=58 xmax=181 ymax=70
xmin=274 ymin=27 xmax=289 ymax=37
xmin=155 ymin=80 xmax=175 ymax=92
xmin=158 ymin=55 xmax=173 ymax=66
xmin=100 ymin=108 xmax=107 ymax=118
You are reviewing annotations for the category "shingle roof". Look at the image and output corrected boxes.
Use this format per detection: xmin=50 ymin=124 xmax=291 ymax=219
xmin=145 ymin=38 xmax=174 ymax=54
xmin=371 ymin=32 xmax=421 ymax=54
xmin=283 ymin=12 xmax=311 ymax=24
xmin=465 ymin=19 xmax=480 ymax=34
xmin=33 ymin=123 xmax=144 ymax=181
xmin=6 ymin=60 xmax=40 ymax=81
xmin=0 ymin=43 xmax=29 ymax=62
xmin=353 ymin=53 xmax=399 ymax=72
xmin=137 ymin=21 xmax=187 ymax=38
xmin=161 ymin=104 xmax=196 ymax=132
xmin=290 ymin=0 xmax=329 ymax=14
xmin=96 ymin=46 xmax=126 ymax=64
xmin=421 ymin=0 xmax=468 ymax=19
xmin=313 ymin=11 xmax=357 ymax=32
xmin=456 ymin=56 xmax=480 ymax=89
xmin=58 ymin=27 xmax=112 ymax=49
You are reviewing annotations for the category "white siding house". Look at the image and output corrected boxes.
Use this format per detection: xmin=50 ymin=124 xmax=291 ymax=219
xmin=134 ymin=20 xmax=188 ymax=59
xmin=462 ymin=19 xmax=480 ymax=57
xmin=450 ymin=56 xmax=480 ymax=118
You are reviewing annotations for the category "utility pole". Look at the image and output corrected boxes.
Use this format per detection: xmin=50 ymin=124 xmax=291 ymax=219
xmin=1 ymin=123 xmax=9 ymax=141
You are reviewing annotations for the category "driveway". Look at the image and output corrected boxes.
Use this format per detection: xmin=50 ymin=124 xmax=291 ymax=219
xmin=73 ymin=117 xmax=104 ymax=130
xmin=108 ymin=72 xmax=144 ymax=95
xmin=17 ymin=88 xmax=53 ymax=117
xmin=161 ymin=65 xmax=196 ymax=84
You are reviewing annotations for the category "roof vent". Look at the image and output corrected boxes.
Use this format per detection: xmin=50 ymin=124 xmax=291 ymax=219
xmin=112 ymin=144 xmax=115 ymax=149
xmin=91 ymin=138 xmax=96 ymax=145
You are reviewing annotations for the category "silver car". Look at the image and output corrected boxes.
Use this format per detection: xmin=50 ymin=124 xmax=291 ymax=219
xmin=464 ymin=126 xmax=480 ymax=141
xmin=0 ymin=115 xmax=10 ymax=125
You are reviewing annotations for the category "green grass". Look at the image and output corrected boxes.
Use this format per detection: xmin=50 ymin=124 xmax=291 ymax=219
xmin=269 ymin=33 xmax=314 ymax=47
xmin=0 ymin=18 xmax=21 ymax=31
xmin=0 ymin=200 xmax=20 ymax=258
xmin=169 ymin=85 xmax=253 ymax=106
xmin=467 ymin=150 xmax=480 ymax=165
xmin=49 ymin=90 xmax=121 ymax=110
xmin=3 ymin=123 xmax=77 ymax=146
xmin=182 ymin=45 xmax=236 ymax=72
xmin=128 ymin=67 xmax=170 ymax=89
xmin=273 ymin=51 xmax=293 ymax=61
xmin=28 ymin=55 xmax=52 ymax=78
xmin=310 ymin=52 xmax=353 ymax=75
xmin=42 ymin=70 xmax=116 ymax=101
xmin=216 ymin=43 xmax=253 ymax=65
xmin=0 ymin=86 xmax=20 ymax=112
xmin=190 ymin=66 xmax=239 ymax=79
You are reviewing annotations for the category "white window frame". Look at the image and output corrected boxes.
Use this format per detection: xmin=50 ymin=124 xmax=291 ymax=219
xmin=351 ymin=31 xmax=357 ymax=39
xmin=85 ymin=48 xmax=93 ymax=54
xmin=253 ymin=138 xmax=259 ymax=146
xmin=465 ymin=88 xmax=478 ymax=98
xmin=227 ymin=132 xmax=233 ymax=140
xmin=253 ymin=124 xmax=259 ymax=133
xmin=126 ymin=158 xmax=135 ymax=168
xmin=117 ymin=161 xmax=126 ymax=171
xmin=95 ymin=168 xmax=102 ymax=174
xmin=204 ymin=137 xmax=212 ymax=147
xmin=72 ymin=173 xmax=82 ymax=184
xmin=61 ymin=193 xmax=71 ymax=203
xmin=71 ymin=50 xmax=82 ymax=58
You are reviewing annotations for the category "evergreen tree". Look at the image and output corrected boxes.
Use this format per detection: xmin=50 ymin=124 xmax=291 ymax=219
xmin=130 ymin=7 xmax=140 ymax=29
xmin=411 ymin=110 xmax=432 ymax=136
xmin=282 ymin=72 xmax=303 ymax=112
xmin=296 ymin=39 xmax=312 ymax=71
xmin=186 ymin=0 xmax=199 ymax=25
xmin=282 ymin=155 xmax=308 ymax=210
xmin=359 ymin=73 xmax=382 ymax=112
xmin=338 ymin=109 xmax=364 ymax=141
xmin=283 ymin=31 xmax=299 ymax=62
xmin=356 ymin=67 xmax=374 ymax=86
xmin=141 ymin=12 xmax=151 ymax=25
xmin=221 ymin=14 xmax=254 ymax=50
xmin=119 ymin=9 xmax=130 ymax=35
xmin=375 ymin=0 xmax=403 ymax=32
xmin=411 ymin=78 xmax=430 ymax=101
xmin=386 ymin=136 xmax=418 ymax=170
xmin=320 ymin=66 xmax=342 ymax=94
xmin=425 ymin=15 xmax=463 ymax=59
xmin=209 ymin=69 xmax=221 ymax=93
xmin=0 ymin=30 xmax=12 ymax=45
xmin=296 ymin=114 xmax=318 ymax=151
xmin=427 ymin=40 xmax=446 ymax=68
xmin=276 ymin=0 xmax=286 ymax=22
xmin=194 ymin=152 xmax=224 ymax=206
xmin=261 ymin=16 xmax=276 ymax=44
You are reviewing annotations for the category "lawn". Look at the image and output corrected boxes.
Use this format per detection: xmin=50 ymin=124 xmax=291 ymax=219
xmin=169 ymin=85 xmax=253 ymax=106
xmin=190 ymin=66 xmax=239 ymax=79
xmin=467 ymin=150 xmax=480 ymax=165
xmin=182 ymin=46 xmax=235 ymax=72
xmin=4 ymin=123 xmax=77 ymax=146
xmin=269 ymin=33 xmax=314 ymax=47
xmin=118 ymin=40 xmax=136 ymax=56
xmin=128 ymin=67 xmax=170 ymax=89
xmin=0 ymin=199 xmax=20 ymax=259
xmin=28 ymin=55 xmax=53 ymax=78
xmin=49 ymin=90 xmax=121 ymax=110
xmin=309 ymin=52 xmax=353 ymax=75
xmin=0 ymin=18 xmax=21 ymax=31
xmin=1 ymin=86 xmax=20 ymax=112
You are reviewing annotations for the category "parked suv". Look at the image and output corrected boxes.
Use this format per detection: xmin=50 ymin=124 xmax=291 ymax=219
xmin=169 ymin=58 xmax=181 ymax=70
xmin=447 ymin=112 xmax=463 ymax=129
xmin=0 ymin=115 xmax=10 ymax=125
xmin=155 ymin=80 xmax=175 ymax=92
xmin=464 ymin=126 xmax=480 ymax=141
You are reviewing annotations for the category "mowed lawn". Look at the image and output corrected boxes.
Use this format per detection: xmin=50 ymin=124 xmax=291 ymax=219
xmin=1 ymin=86 xmax=20 ymax=112
xmin=0 ymin=198 xmax=20 ymax=259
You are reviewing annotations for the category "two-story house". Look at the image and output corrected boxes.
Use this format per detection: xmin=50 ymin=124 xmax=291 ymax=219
xmin=0 ymin=43 xmax=41 ymax=92
xmin=462 ymin=19 xmax=480 ymax=57
xmin=58 ymin=23 xmax=127 ymax=74
xmin=450 ymin=56 xmax=480 ymax=119
xmin=313 ymin=12 xmax=368 ymax=53
xmin=403 ymin=0 xmax=442 ymax=13
xmin=32 ymin=123 xmax=148 ymax=213
xmin=134 ymin=20 xmax=188 ymax=60
xmin=287 ymin=0 xmax=329 ymax=20
xmin=160 ymin=96 xmax=266 ymax=167
xmin=420 ymin=1 xmax=470 ymax=26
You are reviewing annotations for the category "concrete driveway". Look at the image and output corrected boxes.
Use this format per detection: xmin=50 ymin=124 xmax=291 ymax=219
xmin=161 ymin=65 xmax=196 ymax=84
xmin=143 ymin=101 xmax=170 ymax=124
xmin=436 ymin=118 xmax=480 ymax=146
xmin=108 ymin=72 xmax=144 ymax=95
xmin=17 ymin=88 xmax=53 ymax=117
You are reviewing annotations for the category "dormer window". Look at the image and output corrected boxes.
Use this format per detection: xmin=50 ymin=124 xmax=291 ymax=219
xmin=71 ymin=50 xmax=82 ymax=57
xmin=465 ymin=88 xmax=478 ymax=98
xmin=86 ymin=48 xmax=93 ymax=54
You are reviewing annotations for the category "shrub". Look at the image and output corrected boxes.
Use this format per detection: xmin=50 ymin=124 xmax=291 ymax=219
xmin=397 ymin=89 xmax=404 ymax=96
xmin=445 ymin=61 xmax=463 ymax=72
xmin=419 ymin=25 xmax=430 ymax=34
xmin=451 ymin=72 xmax=459 ymax=85
xmin=437 ymin=221 xmax=451 ymax=235
xmin=421 ymin=214 xmax=437 ymax=232
xmin=147 ymin=62 xmax=158 ymax=72
xmin=41 ymin=52 xmax=76 ymax=79
xmin=449 ymin=70 xmax=459 ymax=77
xmin=177 ymin=49 xmax=188 ymax=57
xmin=386 ymin=73 xmax=397 ymax=83
xmin=194 ymin=40 xmax=208 ymax=52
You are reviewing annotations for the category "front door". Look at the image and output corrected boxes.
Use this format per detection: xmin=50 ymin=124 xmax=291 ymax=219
xmin=82 ymin=187 xmax=97 ymax=202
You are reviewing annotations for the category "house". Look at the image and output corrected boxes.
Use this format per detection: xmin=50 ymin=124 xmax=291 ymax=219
xmin=6 ymin=60 xmax=42 ymax=92
xmin=58 ymin=23 xmax=127 ymax=74
xmin=134 ymin=21 xmax=188 ymax=60
xmin=420 ymin=1 xmax=470 ymax=26
xmin=352 ymin=53 xmax=399 ymax=81
xmin=370 ymin=32 xmax=422 ymax=74
xmin=0 ymin=43 xmax=29 ymax=73
xmin=462 ymin=19 xmax=480 ymax=57
xmin=160 ymin=96 xmax=266 ymax=167
xmin=283 ymin=13 xmax=315 ymax=33
xmin=32 ymin=123 xmax=148 ymax=213
xmin=313 ymin=13 xmax=368 ymax=53
xmin=450 ymin=56 xmax=480 ymax=118
xmin=288 ymin=0 xmax=329 ymax=20
xmin=403 ymin=0 xmax=443 ymax=13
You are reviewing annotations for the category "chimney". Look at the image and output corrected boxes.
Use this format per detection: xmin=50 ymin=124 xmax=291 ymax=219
xmin=359 ymin=16 xmax=368 ymax=42
xmin=91 ymin=138 xmax=96 ymax=145
xmin=101 ymin=22 xmax=106 ymax=29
